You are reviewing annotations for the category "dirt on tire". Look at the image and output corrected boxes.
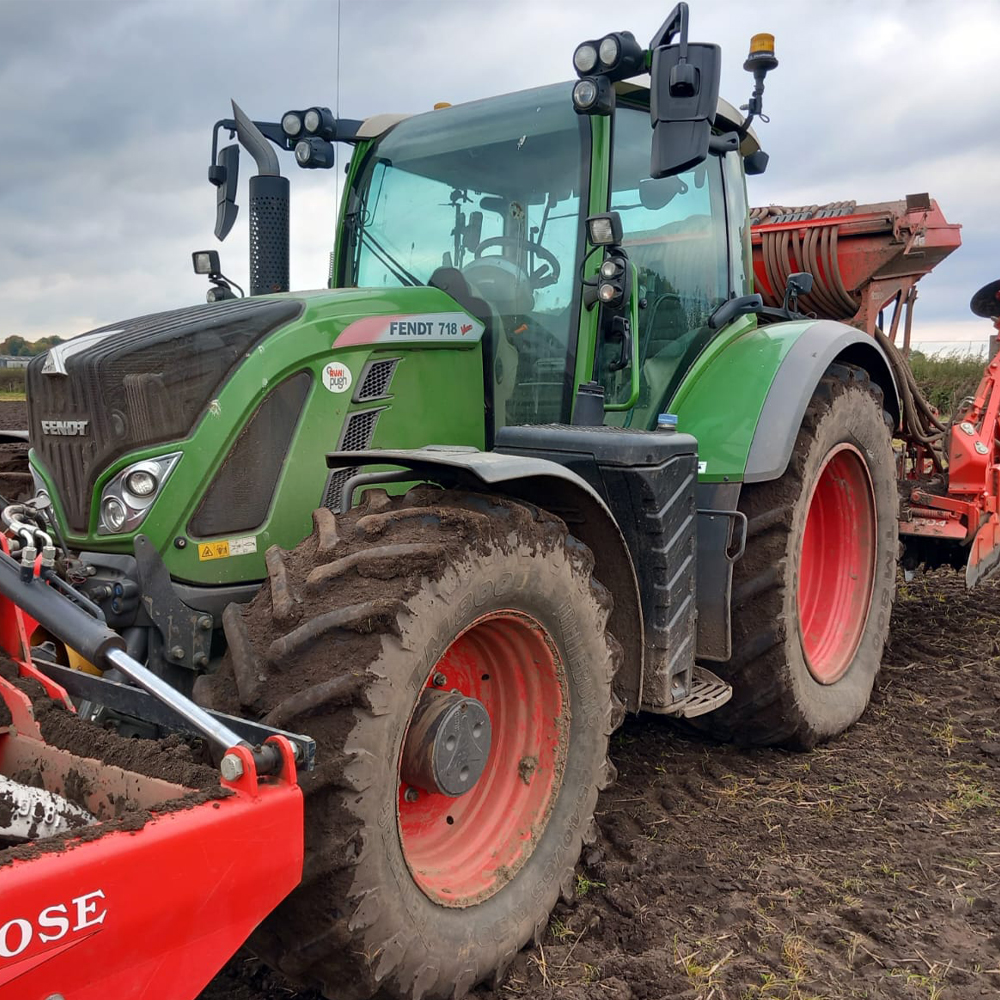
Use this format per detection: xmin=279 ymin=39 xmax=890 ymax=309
xmin=197 ymin=487 xmax=620 ymax=1000
xmin=201 ymin=564 xmax=1000 ymax=1000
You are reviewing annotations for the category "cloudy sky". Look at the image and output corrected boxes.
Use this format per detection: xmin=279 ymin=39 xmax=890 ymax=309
xmin=1 ymin=0 xmax=998 ymax=350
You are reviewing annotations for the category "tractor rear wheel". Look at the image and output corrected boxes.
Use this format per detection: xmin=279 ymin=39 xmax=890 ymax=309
xmin=201 ymin=487 xmax=621 ymax=999
xmin=699 ymin=364 xmax=897 ymax=748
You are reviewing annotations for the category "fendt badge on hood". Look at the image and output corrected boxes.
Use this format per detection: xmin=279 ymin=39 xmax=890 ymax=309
xmin=41 ymin=420 xmax=89 ymax=436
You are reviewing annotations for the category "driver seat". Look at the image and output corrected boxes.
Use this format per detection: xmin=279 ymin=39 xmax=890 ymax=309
xmin=428 ymin=267 xmax=521 ymax=429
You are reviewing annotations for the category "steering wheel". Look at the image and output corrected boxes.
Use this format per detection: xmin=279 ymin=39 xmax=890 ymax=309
xmin=473 ymin=236 xmax=561 ymax=289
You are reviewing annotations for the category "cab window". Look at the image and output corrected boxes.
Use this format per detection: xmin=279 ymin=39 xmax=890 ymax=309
xmin=607 ymin=105 xmax=731 ymax=428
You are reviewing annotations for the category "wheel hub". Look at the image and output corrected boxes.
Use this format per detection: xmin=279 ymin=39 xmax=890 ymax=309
xmin=400 ymin=691 xmax=492 ymax=797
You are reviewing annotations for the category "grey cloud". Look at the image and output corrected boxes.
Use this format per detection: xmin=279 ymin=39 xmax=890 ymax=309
xmin=1 ymin=0 xmax=998 ymax=343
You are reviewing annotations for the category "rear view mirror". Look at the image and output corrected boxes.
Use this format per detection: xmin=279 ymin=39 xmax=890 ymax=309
xmin=211 ymin=144 xmax=240 ymax=241
xmin=649 ymin=42 xmax=721 ymax=178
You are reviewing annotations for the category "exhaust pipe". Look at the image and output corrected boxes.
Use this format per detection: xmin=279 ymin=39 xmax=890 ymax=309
xmin=231 ymin=101 xmax=290 ymax=295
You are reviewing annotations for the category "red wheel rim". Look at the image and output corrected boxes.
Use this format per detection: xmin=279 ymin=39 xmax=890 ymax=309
xmin=397 ymin=611 xmax=567 ymax=906
xmin=797 ymin=443 xmax=877 ymax=684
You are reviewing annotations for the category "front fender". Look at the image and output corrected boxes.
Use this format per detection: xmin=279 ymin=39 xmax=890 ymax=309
xmin=325 ymin=447 xmax=645 ymax=712
xmin=671 ymin=318 xmax=899 ymax=484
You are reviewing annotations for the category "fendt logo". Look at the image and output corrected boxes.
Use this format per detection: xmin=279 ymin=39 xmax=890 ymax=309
xmin=40 ymin=419 xmax=89 ymax=436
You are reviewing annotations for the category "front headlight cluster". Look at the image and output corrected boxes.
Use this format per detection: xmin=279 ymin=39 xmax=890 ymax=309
xmin=98 ymin=453 xmax=181 ymax=535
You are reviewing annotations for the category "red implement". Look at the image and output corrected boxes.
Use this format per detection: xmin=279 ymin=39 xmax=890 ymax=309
xmin=0 ymin=597 xmax=304 ymax=1000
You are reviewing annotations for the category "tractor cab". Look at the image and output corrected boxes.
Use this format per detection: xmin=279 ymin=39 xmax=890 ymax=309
xmin=330 ymin=81 xmax=766 ymax=436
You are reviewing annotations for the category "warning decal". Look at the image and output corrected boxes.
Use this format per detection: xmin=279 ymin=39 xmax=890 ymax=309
xmin=198 ymin=535 xmax=258 ymax=561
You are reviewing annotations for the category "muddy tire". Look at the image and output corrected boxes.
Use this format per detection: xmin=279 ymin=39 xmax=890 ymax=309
xmin=697 ymin=364 xmax=897 ymax=748
xmin=201 ymin=487 xmax=621 ymax=999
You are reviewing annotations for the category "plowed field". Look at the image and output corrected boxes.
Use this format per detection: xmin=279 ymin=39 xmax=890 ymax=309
xmin=201 ymin=567 xmax=1000 ymax=1000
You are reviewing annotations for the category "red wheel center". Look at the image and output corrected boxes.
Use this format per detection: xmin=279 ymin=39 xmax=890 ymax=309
xmin=797 ymin=443 xmax=877 ymax=684
xmin=397 ymin=611 xmax=567 ymax=906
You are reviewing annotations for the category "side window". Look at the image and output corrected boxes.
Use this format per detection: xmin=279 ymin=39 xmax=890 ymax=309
xmin=723 ymin=151 xmax=751 ymax=297
xmin=608 ymin=106 xmax=731 ymax=427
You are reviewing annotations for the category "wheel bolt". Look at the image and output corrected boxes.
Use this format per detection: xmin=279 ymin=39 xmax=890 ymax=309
xmin=404 ymin=787 xmax=419 ymax=803
xmin=432 ymin=672 xmax=447 ymax=687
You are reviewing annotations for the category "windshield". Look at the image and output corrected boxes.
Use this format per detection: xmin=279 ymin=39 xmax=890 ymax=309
xmin=340 ymin=84 xmax=589 ymax=425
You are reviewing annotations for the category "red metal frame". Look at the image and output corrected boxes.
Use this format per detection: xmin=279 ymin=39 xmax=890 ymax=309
xmin=750 ymin=198 xmax=1000 ymax=586
xmin=0 ymin=589 xmax=304 ymax=1000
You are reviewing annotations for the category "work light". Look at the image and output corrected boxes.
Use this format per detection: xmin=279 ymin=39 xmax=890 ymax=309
xmin=281 ymin=112 xmax=303 ymax=137
xmin=572 ymin=76 xmax=615 ymax=116
xmin=573 ymin=42 xmax=599 ymax=74
xmin=586 ymin=212 xmax=623 ymax=246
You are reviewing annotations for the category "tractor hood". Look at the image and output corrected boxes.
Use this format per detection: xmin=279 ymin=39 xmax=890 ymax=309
xmin=27 ymin=286 xmax=487 ymax=537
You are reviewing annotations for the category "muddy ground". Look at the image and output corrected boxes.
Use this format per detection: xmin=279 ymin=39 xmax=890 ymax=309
xmin=198 ymin=567 xmax=1000 ymax=1000
xmin=3 ymin=402 xmax=995 ymax=999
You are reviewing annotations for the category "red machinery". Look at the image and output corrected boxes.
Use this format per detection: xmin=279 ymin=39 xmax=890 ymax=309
xmin=0 ymin=575 xmax=304 ymax=999
xmin=752 ymin=197 xmax=1000 ymax=586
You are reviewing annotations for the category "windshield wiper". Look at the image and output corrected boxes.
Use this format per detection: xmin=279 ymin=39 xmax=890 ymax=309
xmin=359 ymin=231 xmax=421 ymax=287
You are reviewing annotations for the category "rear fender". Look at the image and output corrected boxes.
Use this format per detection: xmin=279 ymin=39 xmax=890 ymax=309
xmin=325 ymin=448 xmax=645 ymax=711
xmin=671 ymin=318 xmax=899 ymax=484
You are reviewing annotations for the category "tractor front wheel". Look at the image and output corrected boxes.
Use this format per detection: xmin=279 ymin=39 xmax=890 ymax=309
xmin=700 ymin=364 xmax=897 ymax=748
xmin=201 ymin=488 xmax=621 ymax=999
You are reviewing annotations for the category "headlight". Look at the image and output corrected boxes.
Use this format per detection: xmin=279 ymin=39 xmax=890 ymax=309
xmin=281 ymin=112 xmax=302 ymax=136
xmin=98 ymin=453 xmax=181 ymax=535
xmin=124 ymin=469 xmax=157 ymax=498
xmin=101 ymin=497 xmax=127 ymax=533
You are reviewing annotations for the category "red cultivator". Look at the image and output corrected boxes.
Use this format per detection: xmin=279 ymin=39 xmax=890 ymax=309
xmin=752 ymin=198 xmax=1000 ymax=586
xmin=0 ymin=579 xmax=304 ymax=999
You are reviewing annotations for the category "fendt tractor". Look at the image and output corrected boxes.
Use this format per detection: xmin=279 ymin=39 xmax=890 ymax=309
xmin=0 ymin=4 xmax=990 ymax=998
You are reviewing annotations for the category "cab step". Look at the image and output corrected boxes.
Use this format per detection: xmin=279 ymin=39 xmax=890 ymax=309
xmin=645 ymin=665 xmax=732 ymax=718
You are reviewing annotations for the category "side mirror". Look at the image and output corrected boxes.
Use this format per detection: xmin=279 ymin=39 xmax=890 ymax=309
xmin=649 ymin=41 xmax=721 ymax=178
xmin=783 ymin=271 xmax=813 ymax=314
xmin=211 ymin=144 xmax=240 ymax=241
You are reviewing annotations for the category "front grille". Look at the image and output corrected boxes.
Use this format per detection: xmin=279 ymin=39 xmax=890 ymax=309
xmin=353 ymin=359 xmax=399 ymax=402
xmin=322 ymin=406 xmax=385 ymax=512
xmin=28 ymin=297 xmax=302 ymax=532
xmin=338 ymin=407 xmax=384 ymax=452
xmin=189 ymin=372 xmax=311 ymax=538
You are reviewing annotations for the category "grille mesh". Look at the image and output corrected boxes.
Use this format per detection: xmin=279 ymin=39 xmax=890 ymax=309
xmin=338 ymin=408 xmax=383 ymax=452
xmin=189 ymin=372 xmax=310 ymax=537
xmin=353 ymin=359 xmax=399 ymax=402
xmin=322 ymin=407 xmax=385 ymax=511
xmin=321 ymin=468 xmax=355 ymax=512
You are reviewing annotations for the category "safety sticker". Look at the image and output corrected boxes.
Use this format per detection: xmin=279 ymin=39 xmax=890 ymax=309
xmin=698 ymin=461 xmax=708 ymax=474
xmin=334 ymin=312 xmax=485 ymax=348
xmin=323 ymin=360 xmax=353 ymax=393
xmin=198 ymin=535 xmax=258 ymax=561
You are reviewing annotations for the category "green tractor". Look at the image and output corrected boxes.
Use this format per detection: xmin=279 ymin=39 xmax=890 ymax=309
xmin=13 ymin=5 xmax=903 ymax=997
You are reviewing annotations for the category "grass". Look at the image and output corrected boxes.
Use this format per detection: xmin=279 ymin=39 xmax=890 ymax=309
xmin=0 ymin=392 xmax=25 ymax=401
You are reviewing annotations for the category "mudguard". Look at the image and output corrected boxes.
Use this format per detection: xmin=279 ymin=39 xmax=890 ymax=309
xmin=671 ymin=318 xmax=899 ymax=485
xmin=324 ymin=446 xmax=646 ymax=711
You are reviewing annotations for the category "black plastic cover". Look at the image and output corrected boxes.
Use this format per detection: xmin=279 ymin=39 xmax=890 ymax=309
xmin=189 ymin=371 xmax=311 ymax=538
xmin=28 ymin=297 xmax=302 ymax=532
xmin=496 ymin=423 xmax=698 ymax=708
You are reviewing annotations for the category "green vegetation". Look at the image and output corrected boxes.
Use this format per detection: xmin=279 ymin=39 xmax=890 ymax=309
xmin=0 ymin=335 xmax=63 ymax=357
xmin=0 ymin=369 xmax=25 ymax=396
xmin=908 ymin=350 xmax=987 ymax=415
